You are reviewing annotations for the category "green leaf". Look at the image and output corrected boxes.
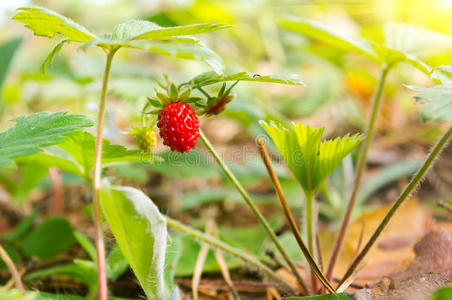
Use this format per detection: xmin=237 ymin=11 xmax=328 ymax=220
xmin=3 ymin=211 xmax=38 ymax=242
xmin=147 ymin=150 xmax=217 ymax=179
xmin=100 ymin=182 xmax=167 ymax=299
xmin=370 ymin=43 xmax=432 ymax=73
xmin=431 ymin=66 xmax=452 ymax=84
xmin=143 ymin=42 xmax=223 ymax=74
xmin=407 ymin=84 xmax=452 ymax=122
xmin=15 ymin=147 xmax=83 ymax=178
xmin=129 ymin=22 xmax=230 ymax=41
xmin=74 ymin=231 xmax=96 ymax=261
xmin=260 ymin=121 xmax=363 ymax=194
xmin=41 ymin=39 xmax=68 ymax=73
xmin=111 ymin=19 xmax=217 ymax=43
xmin=10 ymin=163 xmax=49 ymax=204
xmin=21 ymin=217 xmax=76 ymax=259
xmin=0 ymin=37 xmax=23 ymax=93
xmin=13 ymin=7 xmax=96 ymax=42
xmin=190 ymin=70 xmax=304 ymax=87
xmin=0 ymin=111 xmax=93 ymax=167
xmin=25 ymin=261 xmax=95 ymax=287
xmin=278 ymin=16 xmax=378 ymax=62
xmin=16 ymin=131 xmax=160 ymax=179
xmin=90 ymin=38 xmax=223 ymax=73
xmin=106 ymin=243 xmax=129 ymax=281
xmin=0 ymin=288 xmax=86 ymax=300
xmin=37 ymin=293 xmax=86 ymax=300
xmin=0 ymin=288 xmax=37 ymax=300
xmin=384 ymin=23 xmax=452 ymax=59
xmin=432 ymin=286 xmax=452 ymax=300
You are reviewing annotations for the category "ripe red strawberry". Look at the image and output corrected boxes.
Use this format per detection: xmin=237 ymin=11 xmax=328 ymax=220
xmin=157 ymin=102 xmax=199 ymax=153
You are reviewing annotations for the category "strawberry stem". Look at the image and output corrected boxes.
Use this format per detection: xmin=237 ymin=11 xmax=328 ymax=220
xmin=92 ymin=46 xmax=119 ymax=300
xmin=199 ymin=129 xmax=307 ymax=295
xmin=326 ymin=66 xmax=390 ymax=281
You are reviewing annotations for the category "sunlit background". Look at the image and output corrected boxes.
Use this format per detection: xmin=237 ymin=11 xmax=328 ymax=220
xmin=0 ymin=1 xmax=451 ymax=298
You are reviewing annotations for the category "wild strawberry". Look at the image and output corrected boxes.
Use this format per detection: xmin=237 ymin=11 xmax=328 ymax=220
xmin=129 ymin=127 xmax=157 ymax=152
xmin=157 ymin=102 xmax=199 ymax=153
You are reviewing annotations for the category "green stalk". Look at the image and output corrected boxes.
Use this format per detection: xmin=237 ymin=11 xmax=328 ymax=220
xmin=199 ymin=130 xmax=306 ymax=294
xmin=92 ymin=47 xmax=119 ymax=300
xmin=165 ymin=216 xmax=295 ymax=293
xmin=305 ymin=191 xmax=316 ymax=292
xmin=305 ymin=192 xmax=314 ymax=260
xmin=326 ymin=66 xmax=390 ymax=280
xmin=338 ymin=124 xmax=452 ymax=287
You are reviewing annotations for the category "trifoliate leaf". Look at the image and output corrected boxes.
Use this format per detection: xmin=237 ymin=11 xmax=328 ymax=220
xmin=260 ymin=121 xmax=363 ymax=195
xmin=16 ymin=131 xmax=161 ymax=179
xmin=13 ymin=7 xmax=96 ymax=43
xmin=407 ymin=84 xmax=452 ymax=122
xmin=111 ymin=19 xmax=216 ymax=43
xmin=0 ymin=111 xmax=93 ymax=167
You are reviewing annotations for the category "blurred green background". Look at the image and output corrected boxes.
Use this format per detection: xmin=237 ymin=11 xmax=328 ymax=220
xmin=0 ymin=0 xmax=452 ymax=297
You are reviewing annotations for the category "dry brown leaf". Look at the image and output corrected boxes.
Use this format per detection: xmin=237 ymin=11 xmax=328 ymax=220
xmin=371 ymin=272 xmax=450 ymax=300
xmin=320 ymin=199 xmax=434 ymax=286
xmin=387 ymin=229 xmax=452 ymax=283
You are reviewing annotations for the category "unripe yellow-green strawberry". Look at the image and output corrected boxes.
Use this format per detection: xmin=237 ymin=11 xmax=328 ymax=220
xmin=129 ymin=127 xmax=157 ymax=152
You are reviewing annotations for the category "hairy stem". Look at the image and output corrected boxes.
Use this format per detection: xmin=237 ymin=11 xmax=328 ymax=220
xmin=92 ymin=47 xmax=118 ymax=300
xmin=0 ymin=244 xmax=24 ymax=293
xmin=257 ymin=139 xmax=335 ymax=294
xmin=199 ymin=130 xmax=305 ymax=294
xmin=326 ymin=67 xmax=390 ymax=280
xmin=165 ymin=216 xmax=295 ymax=293
xmin=338 ymin=124 xmax=452 ymax=287
xmin=305 ymin=192 xmax=314 ymax=264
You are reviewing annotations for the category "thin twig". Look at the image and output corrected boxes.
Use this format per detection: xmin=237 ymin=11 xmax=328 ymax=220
xmin=352 ymin=221 xmax=366 ymax=259
xmin=92 ymin=47 xmax=119 ymax=300
xmin=192 ymin=221 xmax=212 ymax=300
xmin=257 ymin=138 xmax=335 ymax=294
xmin=0 ymin=244 xmax=24 ymax=293
xmin=327 ymin=67 xmax=390 ymax=281
xmin=437 ymin=199 xmax=452 ymax=214
xmin=211 ymin=221 xmax=241 ymax=300
xmin=4 ymin=268 xmax=25 ymax=290
xmin=338 ymin=124 xmax=452 ymax=287
xmin=199 ymin=130 xmax=305 ymax=294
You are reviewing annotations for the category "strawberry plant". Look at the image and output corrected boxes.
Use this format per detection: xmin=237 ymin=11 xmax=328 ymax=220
xmin=1 ymin=2 xmax=451 ymax=300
